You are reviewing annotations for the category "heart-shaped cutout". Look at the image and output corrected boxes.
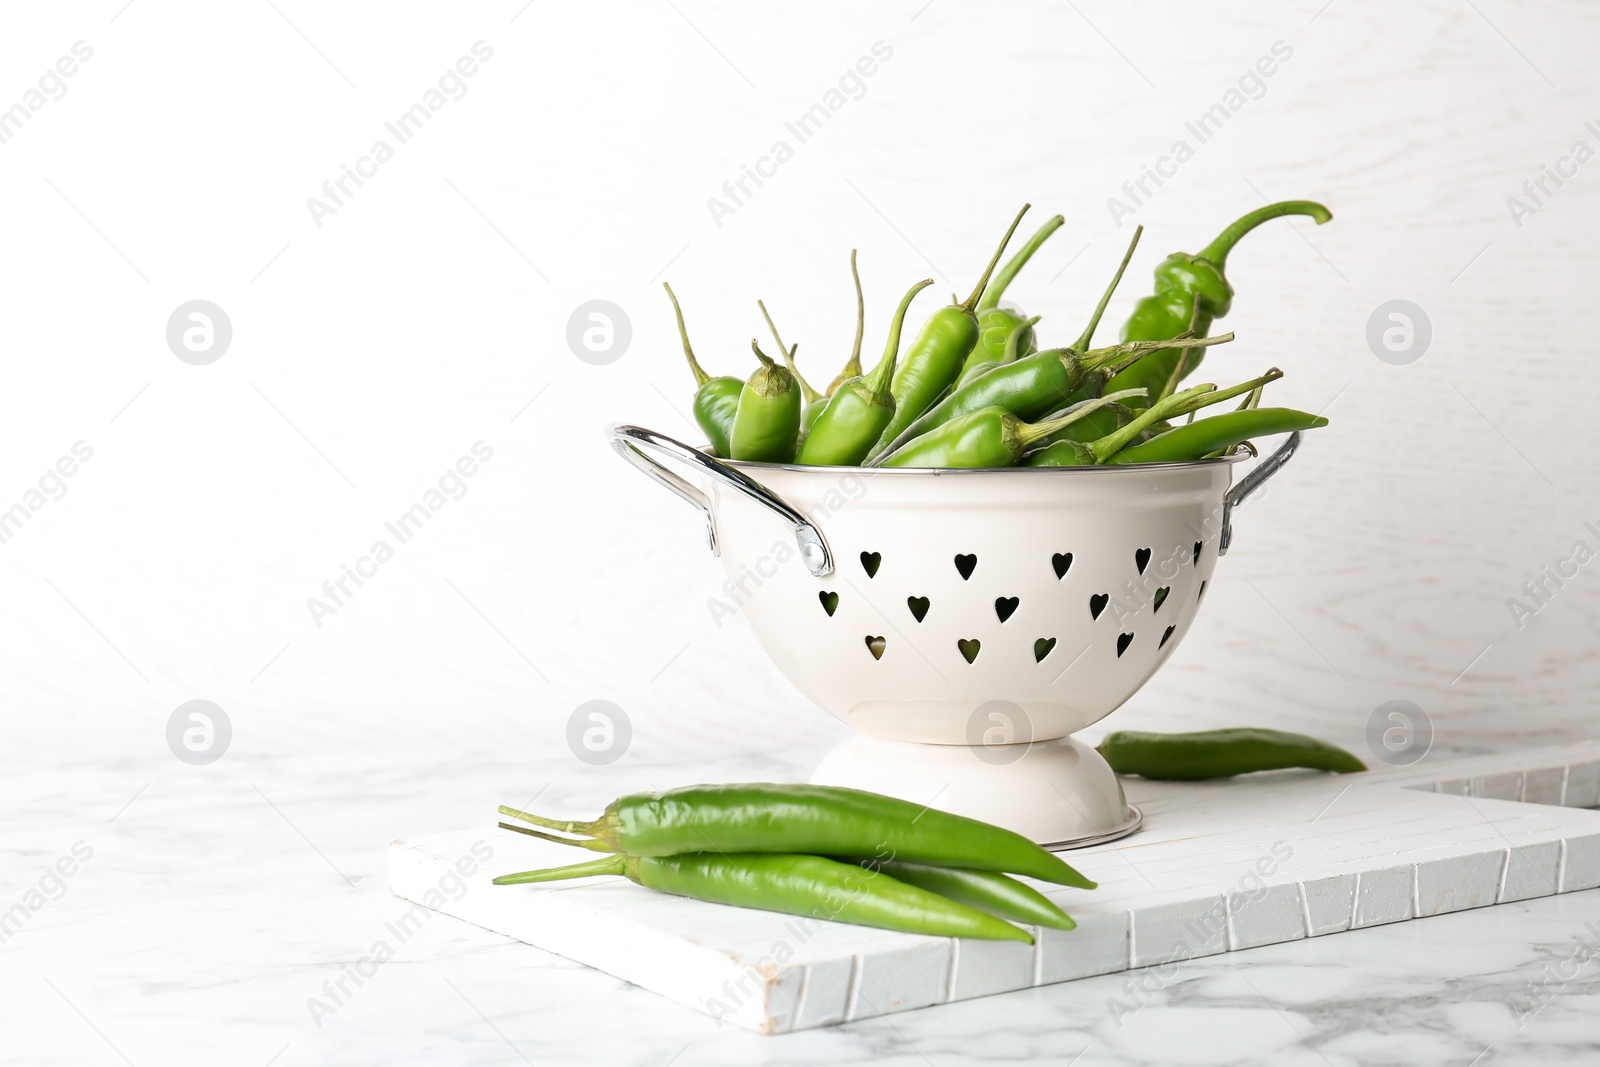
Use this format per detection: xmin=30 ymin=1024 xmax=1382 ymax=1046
xmin=1192 ymin=541 xmax=1202 ymax=566
xmin=907 ymin=596 xmax=930 ymax=623
xmin=1034 ymin=637 xmax=1056 ymax=662
xmin=994 ymin=596 xmax=1019 ymax=623
xmin=865 ymin=635 xmax=886 ymax=660
xmin=954 ymin=554 xmax=977 ymax=580
xmin=1051 ymin=552 xmax=1073 ymax=579
xmin=1116 ymin=632 xmax=1134 ymax=658
xmin=1159 ymin=624 xmax=1176 ymax=648
xmin=860 ymin=551 xmax=881 ymax=578
xmin=1197 ymin=580 xmax=1207 ymax=602
xmin=957 ymin=638 xmax=981 ymax=663
xmin=1089 ymin=593 xmax=1109 ymax=620
xmin=1152 ymin=587 xmax=1169 ymax=613
xmin=1135 ymin=547 xmax=1152 ymax=574
xmin=819 ymin=591 xmax=839 ymax=616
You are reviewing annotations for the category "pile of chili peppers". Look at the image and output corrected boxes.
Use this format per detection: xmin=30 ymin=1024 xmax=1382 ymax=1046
xmin=667 ymin=200 xmax=1334 ymax=468
xmin=492 ymin=783 xmax=1094 ymax=941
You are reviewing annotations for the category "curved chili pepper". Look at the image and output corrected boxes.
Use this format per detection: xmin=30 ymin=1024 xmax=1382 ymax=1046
xmin=1026 ymin=382 xmax=1220 ymax=466
xmin=498 ymin=784 xmax=1095 ymax=888
xmin=859 ymin=859 xmax=1076 ymax=931
xmin=956 ymin=314 xmax=1038 ymax=390
xmin=826 ymin=250 xmax=867 ymax=397
xmin=968 ymin=214 xmax=1066 ymax=375
xmin=758 ymin=300 xmax=826 ymax=434
xmin=1107 ymin=201 xmax=1332 ymax=408
xmin=879 ymin=392 xmax=1145 ymax=470
xmin=865 ymin=204 xmax=1032 ymax=460
xmin=874 ymin=333 xmax=1233 ymax=465
xmin=1111 ymin=407 xmax=1327 ymax=465
xmin=1097 ymin=728 xmax=1365 ymax=780
xmin=493 ymin=851 xmax=1034 ymax=942
xmin=664 ymin=283 xmax=744 ymax=457
xmin=795 ymin=278 xmax=934 ymax=466
xmin=728 ymin=341 xmax=802 ymax=463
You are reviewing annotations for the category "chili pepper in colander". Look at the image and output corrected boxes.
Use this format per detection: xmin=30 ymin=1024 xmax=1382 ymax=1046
xmin=728 ymin=341 xmax=802 ymax=463
xmin=865 ymin=204 xmax=1032 ymax=460
xmin=795 ymin=277 xmax=935 ymax=467
xmin=1097 ymin=728 xmax=1366 ymax=780
xmin=497 ymin=783 xmax=1095 ymax=887
xmin=855 ymin=858 xmax=1076 ymax=931
xmin=873 ymin=332 xmax=1233 ymax=465
xmin=663 ymin=282 xmax=744 ymax=457
xmin=878 ymin=391 xmax=1147 ymax=470
xmin=955 ymin=313 xmax=1039 ymax=391
xmin=1106 ymin=201 xmax=1332 ymax=409
xmin=1110 ymin=407 xmax=1327 ymax=465
xmin=825 ymin=250 xmax=868 ymax=397
xmin=1025 ymin=382 xmax=1223 ymax=466
xmin=1035 ymin=366 xmax=1282 ymax=453
xmin=757 ymin=300 xmax=827 ymax=436
xmin=967 ymin=213 xmax=1066 ymax=374
xmin=492 ymin=851 xmax=1035 ymax=942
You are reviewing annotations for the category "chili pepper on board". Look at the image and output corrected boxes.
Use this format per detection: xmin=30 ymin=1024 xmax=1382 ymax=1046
xmin=967 ymin=213 xmax=1066 ymax=374
xmin=1097 ymin=728 xmax=1366 ymax=780
xmin=1110 ymin=407 xmax=1327 ymax=465
xmin=878 ymin=391 xmax=1146 ymax=470
xmin=728 ymin=341 xmax=802 ymax=463
xmin=663 ymin=283 xmax=744 ymax=457
xmin=1106 ymin=201 xmax=1332 ymax=408
xmin=498 ymin=784 xmax=1095 ymax=887
xmin=827 ymin=250 xmax=868 ymax=397
xmin=795 ymin=278 xmax=935 ymax=467
xmin=758 ymin=300 xmax=827 ymax=435
xmin=493 ymin=850 xmax=1034 ymax=942
xmin=858 ymin=858 xmax=1076 ymax=931
xmin=865 ymin=204 xmax=1033 ymax=460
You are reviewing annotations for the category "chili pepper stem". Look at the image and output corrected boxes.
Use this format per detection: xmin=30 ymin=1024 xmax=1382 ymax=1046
xmin=828 ymin=250 xmax=867 ymax=396
xmin=1091 ymin=383 xmax=1216 ymax=462
xmin=497 ymin=822 xmax=615 ymax=852
xmin=759 ymin=301 xmax=820 ymax=404
xmin=1018 ymin=388 xmax=1150 ymax=448
xmin=492 ymin=854 xmax=628 ymax=886
xmin=959 ymin=204 xmax=1032 ymax=312
xmin=1082 ymin=331 xmax=1236 ymax=376
xmin=1164 ymin=367 xmax=1283 ymax=419
xmin=1071 ymin=225 xmax=1142 ymax=353
xmin=662 ymin=282 xmax=711 ymax=389
xmin=498 ymin=804 xmax=597 ymax=838
xmin=1196 ymin=200 xmax=1333 ymax=268
xmin=978 ymin=214 xmax=1065 ymax=312
xmin=866 ymin=279 xmax=935 ymax=397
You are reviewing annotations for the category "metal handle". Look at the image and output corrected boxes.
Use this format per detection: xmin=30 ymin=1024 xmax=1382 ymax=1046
xmin=606 ymin=424 xmax=834 ymax=577
xmin=1218 ymin=431 xmax=1301 ymax=556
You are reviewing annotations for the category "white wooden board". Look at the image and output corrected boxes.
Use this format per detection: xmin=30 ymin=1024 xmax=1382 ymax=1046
xmin=389 ymin=741 xmax=1600 ymax=1034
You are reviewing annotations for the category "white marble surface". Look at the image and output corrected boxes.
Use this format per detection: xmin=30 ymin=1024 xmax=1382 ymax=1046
xmin=6 ymin=0 xmax=1600 ymax=1062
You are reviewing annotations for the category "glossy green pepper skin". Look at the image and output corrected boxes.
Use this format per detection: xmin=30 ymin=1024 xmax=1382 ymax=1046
xmin=1107 ymin=201 xmax=1332 ymax=409
xmin=663 ymin=282 xmax=743 ymax=456
xmin=796 ymin=278 xmax=933 ymax=466
xmin=866 ymin=205 xmax=1032 ymax=460
xmin=493 ymin=851 xmax=1035 ymax=943
xmin=499 ymin=784 xmax=1095 ymax=887
xmin=1110 ymin=407 xmax=1327 ymax=465
xmin=1097 ymin=728 xmax=1366 ymax=780
xmin=729 ymin=342 xmax=801 ymax=462
xmin=881 ymin=392 xmax=1142 ymax=470
xmin=859 ymin=859 xmax=1076 ymax=931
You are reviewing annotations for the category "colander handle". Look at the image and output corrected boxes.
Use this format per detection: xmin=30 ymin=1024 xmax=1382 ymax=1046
xmin=1219 ymin=431 xmax=1302 ymax=555
xmin=606 ymin=424 xmax=834 ymax=578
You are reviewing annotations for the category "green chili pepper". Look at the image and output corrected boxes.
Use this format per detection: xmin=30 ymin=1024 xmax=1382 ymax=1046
xmin=875 ymin=332 xmax=1233 ymax=465
xmin=1111 ymin=407 xmax=1327 ymax=465
xmin=880 ymin=392 xmax=1145 ymax=470
xmin=498 ymin=784 xmax=1095 ymax=888
xmin=968 ymin=214 xmax=1066 ymax=375
xmin=858 ymin=859 xmax=1075 ymax=931
xmin=1097 ymin=728 xmax=1366 ymax=780
xmin=493 ymin=851 xmax=1033 ymax=943
xmin=1037 ymin=363 xmax=1272 ymax=453
xmin=796 ymin=278 xmax=934 ymax=467
xmin=826 ymin=250 xmax=868 ymax=397
xmin=956 ymin=314 xmax=1038 ymax=390
xmin=1106 ymin=201 xmax=1332 ymax=409
xmin=865 ymin=204 xmax=1032 ymax=460
xmin=664 ymin=283 xmax=744 ymax=457
xmin=758 ymin=300 xmax=826 ymax=436
xmin=1025 ymin=382 xmax=1220 ymax=466
xmin=728 ymin=341 xmax=802 ymax=463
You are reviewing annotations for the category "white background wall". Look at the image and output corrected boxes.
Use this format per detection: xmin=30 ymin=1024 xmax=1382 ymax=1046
xmin=4 ymin=0 xmax=1600 ymax=828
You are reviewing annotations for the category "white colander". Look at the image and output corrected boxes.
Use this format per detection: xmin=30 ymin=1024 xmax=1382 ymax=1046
xmin=610 ymin=423 xmax=1303 ymax=846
